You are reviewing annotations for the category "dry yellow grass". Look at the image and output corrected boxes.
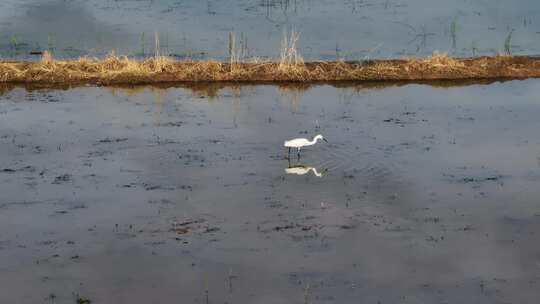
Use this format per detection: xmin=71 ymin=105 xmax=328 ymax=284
xmin=0 ymin=50 xmax=540 ymax=85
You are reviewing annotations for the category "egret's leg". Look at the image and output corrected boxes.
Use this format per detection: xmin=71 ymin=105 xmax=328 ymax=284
xmin=297 ymin=147 xmax=301 ymax=159
xmin=287 ymin=147 xmax=291 ymax=159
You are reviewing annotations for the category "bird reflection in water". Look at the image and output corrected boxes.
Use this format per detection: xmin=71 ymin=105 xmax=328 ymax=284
xmin=285 ymin=159 xmax=327 ymax=177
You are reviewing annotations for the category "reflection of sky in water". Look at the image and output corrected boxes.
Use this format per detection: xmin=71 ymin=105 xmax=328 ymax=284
xmin=1 ymin=0 xmax=540 ymax=59
xmin=2 ymin=81 xmax=540 ymax=302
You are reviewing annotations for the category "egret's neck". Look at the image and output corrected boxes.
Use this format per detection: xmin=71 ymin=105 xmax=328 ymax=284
xmin=309 ymin=137 xmax=320 ymax=145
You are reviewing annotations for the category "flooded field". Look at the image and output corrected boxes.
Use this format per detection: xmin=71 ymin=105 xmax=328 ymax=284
xmin=2 ymin=0 xmax=540 ymax=60
xmin=1 ymin=81 xmax=540 ymax=303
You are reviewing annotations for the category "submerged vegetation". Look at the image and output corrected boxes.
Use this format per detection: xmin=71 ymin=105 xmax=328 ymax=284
xmin=0 ymin=32 xmax=539 ymax=85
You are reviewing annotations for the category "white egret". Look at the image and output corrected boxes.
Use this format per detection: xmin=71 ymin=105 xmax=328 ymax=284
xmin=284 ymin=134 xmax=328 ymax=157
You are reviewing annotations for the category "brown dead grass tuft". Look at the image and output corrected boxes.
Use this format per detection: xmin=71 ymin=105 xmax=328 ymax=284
xmin=278 ymin=30 xmax=304 ymax=74
xmin=0 ymin=51 xmax=539 ymax=84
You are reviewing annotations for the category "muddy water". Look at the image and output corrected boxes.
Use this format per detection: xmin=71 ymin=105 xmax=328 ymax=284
xmin=0 ymin=81 xmax=539 ymax=303
xmin=2 ymin=0 xmax=540 ymax=60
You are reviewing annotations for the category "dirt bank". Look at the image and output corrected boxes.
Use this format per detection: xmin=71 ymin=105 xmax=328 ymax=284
xmin=1 ymin=53 xmax=540 ymax=85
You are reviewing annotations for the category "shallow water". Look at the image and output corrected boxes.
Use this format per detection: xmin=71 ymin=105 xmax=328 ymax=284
xmin=1 ymin=81 xmax=540 ymax=303
xmin=1 ymin=0 xmax=540 ymax=60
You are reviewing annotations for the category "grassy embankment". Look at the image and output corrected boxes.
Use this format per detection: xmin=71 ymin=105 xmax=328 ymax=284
xmin=1 ymin=32 xmax=540 ymax=85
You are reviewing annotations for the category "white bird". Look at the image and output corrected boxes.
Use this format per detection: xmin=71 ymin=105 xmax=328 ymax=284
xmin=285 ymin=165 xmax=324 ymax=177
xmin=284 ymin=134 xmax=328 ymax=157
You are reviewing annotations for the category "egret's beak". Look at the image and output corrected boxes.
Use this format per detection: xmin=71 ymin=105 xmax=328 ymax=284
xmin=323 ymin=138 xmax=329 ymax=143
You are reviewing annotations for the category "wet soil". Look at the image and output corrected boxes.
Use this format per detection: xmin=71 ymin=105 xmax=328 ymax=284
xmin=1 ymin=81 xmax=540 ymax=303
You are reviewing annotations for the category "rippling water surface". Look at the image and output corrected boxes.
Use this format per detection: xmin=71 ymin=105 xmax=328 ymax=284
xmin=1 ymin=81 xmax=540 ymax=303
xmin=1 ymin=0 xmax=540 ymax=59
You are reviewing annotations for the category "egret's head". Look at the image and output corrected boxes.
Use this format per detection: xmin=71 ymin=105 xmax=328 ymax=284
xmin=315 ymin=134 xmax=328 ymax=143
